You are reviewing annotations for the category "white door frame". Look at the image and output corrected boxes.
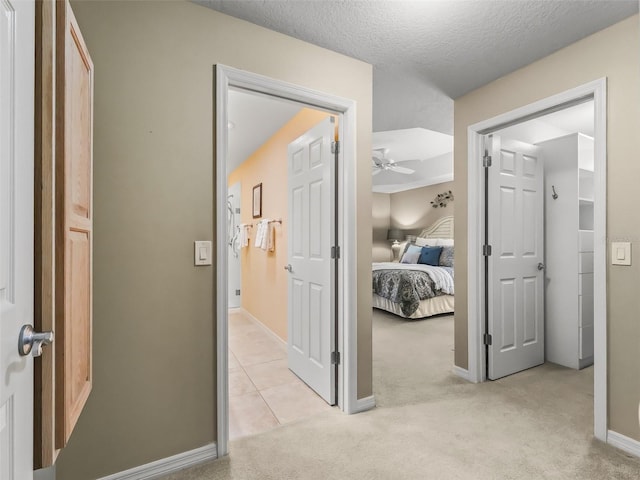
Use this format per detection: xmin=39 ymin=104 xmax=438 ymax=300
xmin=214 ymin=65 xmax=359 ymax=456
xmin=466 ymin=78 xmax=607 ymax=440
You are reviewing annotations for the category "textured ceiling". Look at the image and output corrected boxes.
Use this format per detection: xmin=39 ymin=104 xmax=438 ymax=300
xmin=197 ymin=0 xmax=638 ymax=99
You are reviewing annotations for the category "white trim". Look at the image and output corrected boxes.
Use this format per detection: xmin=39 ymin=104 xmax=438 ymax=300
xmin=215 ymin=65 xmax=360 ymax=458
xmin=607 ymin=431 xmax=640 ymax=459
xmin=465 ymin=78 xmax=608 ymax=440
xmin=352 ymin=395 xmax=376 ymax=413
xmin=452 ymin=366 xmax=473 ymax=382
xmin=96 ymin=444 xmax=217 ymax=480
xmin=215 ymin=66 xmax=230 ymax=457
xmin=466 ymin=127 xmax=484 ymax=384
xmin=592 ymin=82 xmax=607 ymax=441
xmin=237 ymin=308 xmax=286 ymax=347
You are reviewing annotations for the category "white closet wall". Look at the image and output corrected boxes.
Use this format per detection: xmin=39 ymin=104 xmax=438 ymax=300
xmin=538 ymin=133 xmax=594 ymax=370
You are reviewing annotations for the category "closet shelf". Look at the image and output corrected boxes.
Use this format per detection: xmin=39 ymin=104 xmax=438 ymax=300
xmin=579 ymin=197 xmax=594 ymax=205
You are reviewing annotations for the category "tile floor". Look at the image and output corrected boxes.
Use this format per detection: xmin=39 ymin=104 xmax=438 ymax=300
xmin=228 ymin=309 xmax=333 ymax=440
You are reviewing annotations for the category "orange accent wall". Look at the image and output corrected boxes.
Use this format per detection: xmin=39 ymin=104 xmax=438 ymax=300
xmin=228 ymin=108 xmax=330 ymax=341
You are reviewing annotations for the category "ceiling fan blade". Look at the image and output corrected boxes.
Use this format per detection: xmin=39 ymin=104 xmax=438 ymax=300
xmin=392 ymin=158 xmax=422 ymax=164
xmin=372 ymin=168 xmax=382 ymax=176
xmin=390 ymin=165 xmax=415 ymax=175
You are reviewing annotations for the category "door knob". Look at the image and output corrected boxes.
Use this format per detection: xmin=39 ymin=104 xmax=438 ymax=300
xmin=284 ymin=264 xmax=292 ymax=272
xmin=18 ymin=325 xmax=54 ymax=357
xmin=537 ymin=262 xmax=545 ymax=271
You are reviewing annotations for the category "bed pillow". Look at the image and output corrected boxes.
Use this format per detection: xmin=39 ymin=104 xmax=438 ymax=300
xmin=439 ymin=246 xmax=454 ymax=267
xmin=435 ymin=238 xmax=454 ymax=247
xmin=416 ymin=237 xmax=454 ymax=247
xmin=415 ymin=237 xmax=438 ymax=247
xmin=418 ymin=246 xmax=443 ymax=266
xmin=400 ymin=245 xmax=422 ymax=264
xmin=400 ymin=239 xmax=419 ymax=257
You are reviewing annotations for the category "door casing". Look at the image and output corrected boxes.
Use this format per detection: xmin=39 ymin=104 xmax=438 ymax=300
xmin=464 ymin=78 xmax=607 ymax=440
xmin=214 ymin=65 xmax=360 ymax=457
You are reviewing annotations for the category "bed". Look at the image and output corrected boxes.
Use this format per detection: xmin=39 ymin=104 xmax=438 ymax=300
xmin=373 ymin=216 xmax=455 ymax=319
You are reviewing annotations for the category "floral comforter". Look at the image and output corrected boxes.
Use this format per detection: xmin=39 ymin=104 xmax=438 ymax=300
xmin=372 ymin=263 xmax=454 ymax=317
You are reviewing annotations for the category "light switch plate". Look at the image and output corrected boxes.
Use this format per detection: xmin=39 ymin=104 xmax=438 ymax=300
xmin=194 ymin=241 xmax=212 ymax=266
xmin=611 ymin=242 xmax=631 ymax=266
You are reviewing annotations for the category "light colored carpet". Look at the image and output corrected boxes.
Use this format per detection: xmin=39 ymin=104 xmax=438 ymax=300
xmin=163 ymin=310 xmax=640 ymax=479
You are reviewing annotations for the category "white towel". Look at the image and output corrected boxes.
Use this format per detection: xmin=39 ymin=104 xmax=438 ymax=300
xmin=239 ymin=224 xmax=250 ymax=248
xmin=253 ymin=220 xmax=264 ymax=248
xmin=254 ymin=219 xmax=270 ymax=250
xmin=260 ymin=219 xmax=270 ymax=250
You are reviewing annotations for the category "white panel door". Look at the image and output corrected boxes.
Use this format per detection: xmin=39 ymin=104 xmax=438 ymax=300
xmin=1 ymin=0 xmax=35 ymax=478
xmin=287 ymin=117 xmax=335 ymax=405
xmin=227 ymin=182 xmax=241 ymax=309
xmin=487 ymin=135 xmax=544 ymax=380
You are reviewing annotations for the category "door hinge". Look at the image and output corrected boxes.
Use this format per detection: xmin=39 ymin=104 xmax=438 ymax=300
xmin=235 ymin=289 xmax=240 ymax=296
xmin=483 ymin=154 xmax=492 ymax=168
xmin=331 ymin=245 xmax=341 ymax=259
xmin=331 ymin=141 xmax=340 ymax=155
xmin=482 ymin=244 xmax=492 ymax=256
xmin=331 ymin=351 xmax=341 ymax=365
xmin=483 ymin=333 xmax=492 ymax=346
xmin=235 ymin=208 xmax=240 ymax=214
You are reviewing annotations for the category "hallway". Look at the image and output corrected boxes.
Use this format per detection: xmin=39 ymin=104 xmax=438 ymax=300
xmin=164 ymin=310 xmax=640 ymax=479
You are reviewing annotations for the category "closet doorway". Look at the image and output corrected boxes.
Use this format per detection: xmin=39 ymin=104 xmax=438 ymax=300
xmin=486 ymin=100 xmax=596 ymax=379
xmin=466 ymin=79 xmax=607 ymax=440
xmin=215 ymin=66 xmax=360 ymax=456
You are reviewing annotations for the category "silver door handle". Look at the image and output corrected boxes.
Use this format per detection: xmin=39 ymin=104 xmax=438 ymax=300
xmin=284 ymin=264 xmax=292 ymax=272
xmin=18 ymin=325 xmax=54 ymax=357
xmin=537 ymin=263 xmax=545 ymax=271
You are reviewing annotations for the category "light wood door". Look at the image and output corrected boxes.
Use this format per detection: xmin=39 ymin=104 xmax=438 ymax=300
xmin=287 ymin=118 xmax=335 ymax=404
xmin=487 ymin=135 xmax=544 ymax=380
xmin=0 ymin=0 xmax=35 ymax=478
xmin=55 ymin=0 xmax=94 ymax=449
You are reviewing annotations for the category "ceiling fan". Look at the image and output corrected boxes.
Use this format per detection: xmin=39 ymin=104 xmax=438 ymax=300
xmin=372 ymin=148 xmax=416 ymax=176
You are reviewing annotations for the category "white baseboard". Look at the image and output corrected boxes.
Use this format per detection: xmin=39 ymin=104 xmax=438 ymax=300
xmin=239 ymin=308 xmax=287 ymax=347
xmin=97 ymin=444 xmax=217 ymax=480
xmin=452 ymin=365 xmax=471 ymax=382
xmin=607 ymin=430 xmax=640 ymax=458
xmin=353 ymin=395 xmax=376 ymax=413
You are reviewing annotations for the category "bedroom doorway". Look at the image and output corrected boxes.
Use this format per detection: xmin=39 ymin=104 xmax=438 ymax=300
xmin=370 ymin=128 xmax=456 ymax=406
xmin=466 ymin=79 xmax=607 ymax=440
xmin=216 ymin=65 xmax=360 ymax=455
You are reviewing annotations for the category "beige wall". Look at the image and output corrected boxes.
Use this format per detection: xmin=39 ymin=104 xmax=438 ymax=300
xmin=390 ymin=181 xmax=455 ymax=234
xmin=454 ymin=16 xmax=640 ymax=440
xmin=228 ymin=109 xmax=330 ymax=341
xmin=372 ymin=182 xmax=455 ymax=262
xmin=372 ymin=193 xmax=391 ymax=262
xmin=58 ymin=2 xmax=372 ymax=479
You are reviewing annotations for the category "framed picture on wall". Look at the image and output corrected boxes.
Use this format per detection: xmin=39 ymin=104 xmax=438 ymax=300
xmin=252 ymin=183 xmax=262 ymax=218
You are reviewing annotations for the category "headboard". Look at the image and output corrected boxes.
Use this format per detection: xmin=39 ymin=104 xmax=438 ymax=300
xmin=418 ymin=215 xmax=454 ymax=239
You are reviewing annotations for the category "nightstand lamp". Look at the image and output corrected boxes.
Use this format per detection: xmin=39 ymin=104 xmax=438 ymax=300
xmin=387 ymin=228 xmax=404 ymax=262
